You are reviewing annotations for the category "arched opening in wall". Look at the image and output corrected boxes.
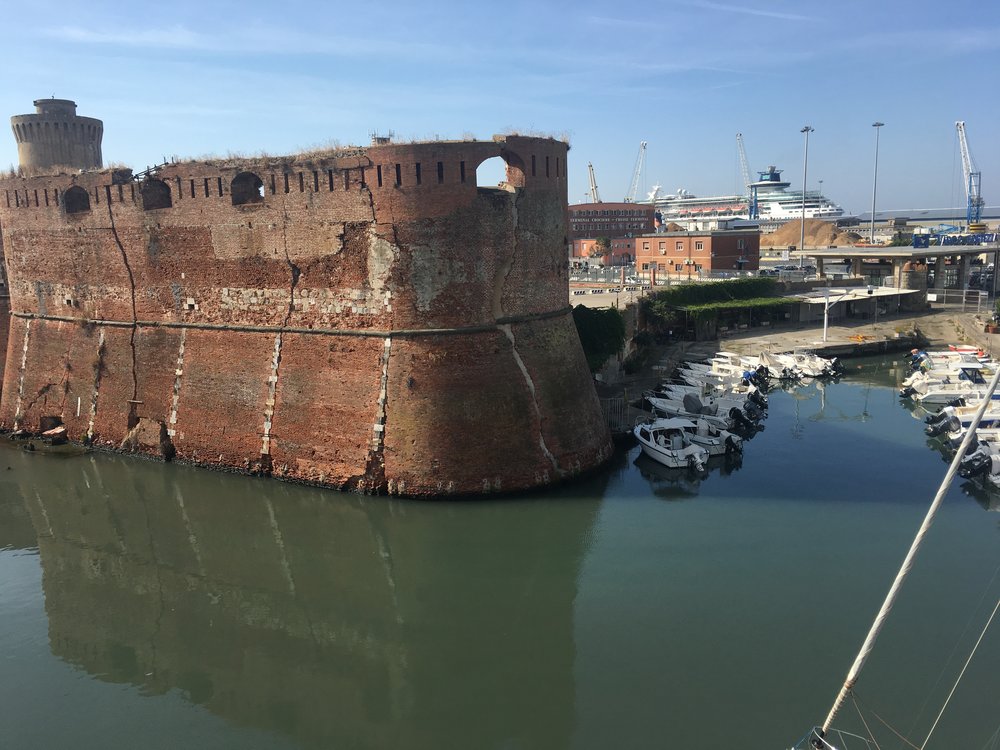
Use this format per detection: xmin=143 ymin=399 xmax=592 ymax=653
xmin=231 ymin=172 xmax=265 ymax=205
xmin=476 ymin=157 xmax=510 ymax=191
xmin=63 ymin=185 xmax=91 ymax=214
xmin=141 ymin=179 xmax=172 ymax=210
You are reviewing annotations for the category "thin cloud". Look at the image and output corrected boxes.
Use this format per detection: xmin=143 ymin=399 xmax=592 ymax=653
xmin=581 ymin=15 xmax=652 ymax=29
xmin=682 ymin=1 xmax=816 ymax=22
xmin=41 ymin=23 xmax=451 ymax=60
xmin=44 ymin=24 xmax=206 ymax=49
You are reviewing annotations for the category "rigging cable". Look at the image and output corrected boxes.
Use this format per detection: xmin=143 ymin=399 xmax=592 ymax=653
xmin=820 ymin=362 xmax=1000 ymax=734
xmin=849 ymin=692 xmax=885 ymax=750
xmin=905 ymin=561 xmax=1000 ymax=740
xmin=919 ymin=594 xmax=1000 ymax=749
xmin=852 ymin=691 xmax=917 ymax=750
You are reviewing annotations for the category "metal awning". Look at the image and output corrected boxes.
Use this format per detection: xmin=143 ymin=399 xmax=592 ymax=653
xmin=795 ymin=246 xmax=999 ymax=260
xmin=794 ymin=287 xmax=921 ymax=305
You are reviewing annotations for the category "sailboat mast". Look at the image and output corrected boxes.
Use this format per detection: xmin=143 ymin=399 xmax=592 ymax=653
xmin=821 ymin=363 xmax=1000 ymax=734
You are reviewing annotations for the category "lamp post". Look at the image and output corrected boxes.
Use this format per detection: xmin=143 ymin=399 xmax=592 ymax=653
xmin=870 ymin=122 xmax=884 ymax=245
xmin=822 ymin=287 xmax=833 ymax=343
xmin=799 ymin=125 xmax=814 ymax=269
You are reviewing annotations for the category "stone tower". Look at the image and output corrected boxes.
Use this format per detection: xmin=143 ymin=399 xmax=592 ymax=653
xmin=10 ymin=98 xmax=103 ymax=172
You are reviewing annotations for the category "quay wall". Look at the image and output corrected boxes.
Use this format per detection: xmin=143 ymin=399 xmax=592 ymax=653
xmin=0 ymin=135 xmax=611 ymax=496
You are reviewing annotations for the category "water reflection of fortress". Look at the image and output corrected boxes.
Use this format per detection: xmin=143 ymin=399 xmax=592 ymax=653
xmin=11 ymin=456 xmax=600 ymax=749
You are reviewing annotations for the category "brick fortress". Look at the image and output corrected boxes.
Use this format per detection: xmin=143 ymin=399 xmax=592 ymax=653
xmin=0 ymin=100 xmax=611 ymax=496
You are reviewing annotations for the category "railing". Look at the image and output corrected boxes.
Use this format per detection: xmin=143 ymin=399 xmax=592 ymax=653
xmin=600 ymin=396 xmax=630 ymax=434
xmin=926 ymin=288 xmax=990 ymax=313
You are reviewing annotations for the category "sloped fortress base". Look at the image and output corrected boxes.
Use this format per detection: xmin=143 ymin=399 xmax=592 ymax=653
xmin=0 ymin=134 xmax=611 ymax=496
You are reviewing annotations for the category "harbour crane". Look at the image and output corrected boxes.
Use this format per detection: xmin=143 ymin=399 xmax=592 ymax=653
xmin=625 ymin=141 xmax=647 ymax=202
xmin=587 ymin=162 xmax=601 ymax=203
xmin=736 ymin=133 xmax=758 ymax=220
xmin=956 ymin=121 xmax=984 ymax=226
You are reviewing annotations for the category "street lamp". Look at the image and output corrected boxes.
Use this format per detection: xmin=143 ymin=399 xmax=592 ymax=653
xmin=870 ymin=122 xmax=884 ymax=245
xmin=799 ymin=125 xmax=814 ymax=269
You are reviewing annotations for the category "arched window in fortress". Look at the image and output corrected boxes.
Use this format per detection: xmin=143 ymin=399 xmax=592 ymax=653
xmin=231 ymin=172 xmax=265 ymax=206
xmin=63 ymin=185 xmax=91 ymax=214
xmin=476 ymin=152 xmax=526 ymax=190
xmin=141 ymin=179 xmax=172 ymax=210
xmin=476 ymin=157 xmax=507 ymax=189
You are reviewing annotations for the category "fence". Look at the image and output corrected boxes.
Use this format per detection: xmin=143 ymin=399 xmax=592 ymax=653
xmin=600 ymin=396 xmax=631 ymax=435
xmin=926 ymin=288 xmax=990 ymax=313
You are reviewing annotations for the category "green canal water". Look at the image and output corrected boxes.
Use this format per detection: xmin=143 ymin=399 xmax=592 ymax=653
xmin=1 ymin=356 xmax=999 ymax=750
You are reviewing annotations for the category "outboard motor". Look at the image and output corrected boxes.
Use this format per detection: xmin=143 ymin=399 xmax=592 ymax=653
xmin=925 ymin=407 xmax=953 ymax=425
xmin=899 ymin=385 xmax=916 ymax=399
xmin=830 ymin=357 xmax=845 ymax=375
xmin=687 ymin=452 xmax=706 ymax=474
xmin=947 ymin=397 xmax=967 ymax=408
xmin=744 ymin=401 xmax=764 ymax=422
xmin=959 ymin=446 xmax=994 ymax=478
xmin=729 ymin=407 xmax=762 ymax=436
xmin=925 ymin=413 xmax=960 ymax=437
xmin=724 ymin=434 xmax=743 ymax=455
xmin=747 ymin=388 xmax=768 ymax=409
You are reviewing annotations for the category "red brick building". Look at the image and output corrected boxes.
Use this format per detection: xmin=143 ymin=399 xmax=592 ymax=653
xmin=634 ymin=227 xmax=760 ymax=280
xmin=568 ymin=202 xmax=654 ymax=240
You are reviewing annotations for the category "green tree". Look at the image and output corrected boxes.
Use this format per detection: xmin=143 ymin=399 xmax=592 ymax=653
xmin=572 ymin=305 xmax=626 ymax=372
xmin=590 ymin=236 xmax=612 ymax=259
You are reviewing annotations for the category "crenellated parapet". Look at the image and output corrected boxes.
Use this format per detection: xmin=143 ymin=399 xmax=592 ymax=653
xmin=0 ymin=130 xmax=609 ymax=497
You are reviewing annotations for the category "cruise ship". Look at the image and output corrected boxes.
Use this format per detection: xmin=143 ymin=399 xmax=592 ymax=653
xmin=644 ymin=166 xmax=844 ymax=224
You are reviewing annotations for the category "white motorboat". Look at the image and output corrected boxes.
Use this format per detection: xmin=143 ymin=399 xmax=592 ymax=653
xmin=646 ymin=394 xmax=760 ymax=435
xmin=633 ymin=418 xmax=710 ymax=471
xmin=768 ymin=351 xmax=839 ymax=379
xmin=649 ymin=386 xmax=767 ymax=417
xmin=947 ymin=426 xmax=1000 ymax=449
xmin=900 ymin=360 xmax=991 ymax=398
xmin=636 ymin=416 xmax=743 ymax=458
xmin=910 ymin=378 xmax=998 ymax=406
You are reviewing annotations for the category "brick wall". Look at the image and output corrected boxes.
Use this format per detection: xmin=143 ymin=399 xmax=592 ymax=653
xmin=0 ymin=135 xmax=611 ymax=496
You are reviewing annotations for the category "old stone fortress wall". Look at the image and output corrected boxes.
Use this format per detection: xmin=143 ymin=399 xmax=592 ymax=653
xmin=0 ymin=100 xmax=611 ymax=496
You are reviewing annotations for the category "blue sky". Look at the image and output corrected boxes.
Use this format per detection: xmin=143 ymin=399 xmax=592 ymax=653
xmin=2 ymin=0 xmax=998 ymax=216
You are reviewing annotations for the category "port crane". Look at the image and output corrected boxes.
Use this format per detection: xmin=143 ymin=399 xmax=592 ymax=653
xmin=625 ymin=141 xmax=647 ymax=202
xmin=587 ymin=162 xmax=601 ymax=203
xmin=736 ymin=133 xmax=758 ymax=220
xmin=956 ymin=121 xmax=984 ymax=226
